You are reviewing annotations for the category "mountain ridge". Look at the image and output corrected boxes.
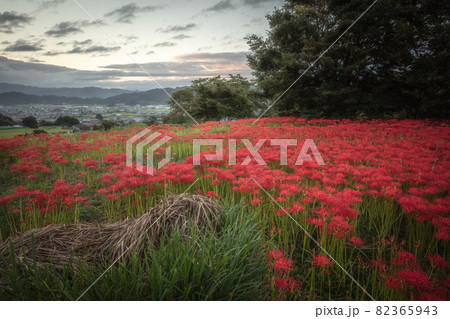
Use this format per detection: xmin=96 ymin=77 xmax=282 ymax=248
xmin=0 ymin=83 xmax=136 ymax=99
xmin=0 ymin=83 xmax=188 ymax=106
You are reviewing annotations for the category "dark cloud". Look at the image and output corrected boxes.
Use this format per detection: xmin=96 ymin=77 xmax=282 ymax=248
xmin=0 ymin=56 xmax=73 ymax=73
xmin=35 ymin=0 xmax=66 ymax=12
xmin=119 ymin=34 xmax=138 ymax=44
xmin=175 ymin=51 xmax=248 ymax=63
xmin=71 ymin=45 xmax=119 ymax=54
xmin=105 ymin=3 xmax=163 ymax=23
xmin=27 ymin=57 xmax=44 ymax=63
xmin=4 ymin=39 xmax=44 ymax=52
xmin=171 ymin=34 xmax=191 ymax=40
xmin=45 ymin=19 xmax=104 ymax=37
xmin=156 ymin=23 xmax=196 ymax=33
xmin=0 ymin=53 xmax=252 ymax=89
xmin=0 ymin=11 xmax=33 ymax=34
xmin=146 ymin=50 xmax=155 ymax=55
xmin=45 ymin=21 xmax=87 ymax=37
xmin=197 ymin=46 xmax=213 ymax=51
xmin=153 ymin=42 xmax=177 ymax=47
xmin=44 ymin=39 xmax=119 ymax=55
xmin=101 ymin=51 xmax=250 ymax=77
xmin=0 ymin=56 xmax=134 ymax=88
xmin=73 ymin=39 xmax=93 ymax=46
xmin=242 ymin=0 xmax=278 ymax=6
xmin=204 ymin=0 xmax=236 ymax=12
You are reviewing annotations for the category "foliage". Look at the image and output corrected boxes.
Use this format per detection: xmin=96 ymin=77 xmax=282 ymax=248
xmin=100 ymin=120 xmax=120 ymax=131
xmin=32 ymin=129 xmax=48 ymax=135
xmin=0 ymin=113 xmax=14 ymax=126
xmin=246 ymin=0 xmax=450 ymax=118
xmin=163 ymin=111 xmax=189 ymax=125
xmin=144 ymin=115 xmax=158 ymax=126
xmin=55 ymin=116 xmax=80 ymax=127
xmin=166 ymin=75 xmax=264 ymax=123
xmin=39 ymin=120 xmax=55 ymax=127
xmin=22 ymin=116 xmax=38 ymax=128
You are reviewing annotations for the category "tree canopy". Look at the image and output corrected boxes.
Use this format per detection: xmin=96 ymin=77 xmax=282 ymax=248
xmin=0 ymin=113 xmax=14 ymax=126
xmin=22 ymin=116 xmax=38 ymax=128
xmin=165 ymin=75 xmax=263 ymax=124
xmin=246 ymin=0 xmax=450 ymax=119
xmin=55 ymin=116 xmax=80 ymax=126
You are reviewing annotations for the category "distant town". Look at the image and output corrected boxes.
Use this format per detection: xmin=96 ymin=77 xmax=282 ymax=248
xmin=0 ymin=103 xmax=170 ymax=124
xmin=0 ymin=83 xmax=181 ymax=135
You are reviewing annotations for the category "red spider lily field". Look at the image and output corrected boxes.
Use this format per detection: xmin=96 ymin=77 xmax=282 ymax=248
xmin=0 ymin=117 xmax=449 ymax=301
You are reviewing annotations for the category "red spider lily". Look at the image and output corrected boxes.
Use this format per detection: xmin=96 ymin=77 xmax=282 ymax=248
xmin=251 ymin=198 xmax=262 ymax=206
xmin=206 ymin=191 xmax=220 ymax=199
xmin=326 ymin=216 xmax=354 ymax=238
xmin=396 ymin=269 xmax=432 ymax=290
xmin=273 ymin=276 xmax=301 ymax=293
xmin=350 ymin=236 xmax=363 ymax=248
xmin=370 ymin=259 xmax=388 ymax=273
xmin=289 ymin=202 xmax=304 ymax=214
xmin=268 ymin=249 xmax=284 ymax=260
xmin=272 ymin=257 xmax=294 ymax=274
xmin=427 ymin=253 xmax=448 ymax=269
xmin=74 ymin=183 xmax=84 ymax=190
xmin=314 ymin=255 xmax=333 ymax=268
xmin=392 ymin=251 xmax=419 ymax=270
xmin=1 ymin=117 xmax=449 ymax=300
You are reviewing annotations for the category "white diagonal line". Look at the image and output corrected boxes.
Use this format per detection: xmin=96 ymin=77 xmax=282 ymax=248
xmin=252 ymin=0 xmax=379 ymax=125
xmin=71 ymin=0 xmax=199 ymax=125
xmin=76 ymin=178 xmax=200 ymax=301
xmin=251 ymin=177 xmax=376 ymax=301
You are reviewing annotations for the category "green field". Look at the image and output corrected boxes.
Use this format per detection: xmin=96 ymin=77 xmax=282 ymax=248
xmin=0 ymin=126 xmax=71 ymax=138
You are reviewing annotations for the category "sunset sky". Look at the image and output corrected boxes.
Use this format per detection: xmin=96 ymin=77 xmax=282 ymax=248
xmin=0 ymin=0 xmax=282 ymax=89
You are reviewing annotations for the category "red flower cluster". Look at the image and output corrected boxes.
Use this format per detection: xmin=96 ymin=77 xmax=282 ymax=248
xmin=0 ymin=117 xmax=448 ymax=300
xmin=314 ymin=255 xmax=333 ymax=269
xmin=268 ymin=249 xmax=300 ymax=295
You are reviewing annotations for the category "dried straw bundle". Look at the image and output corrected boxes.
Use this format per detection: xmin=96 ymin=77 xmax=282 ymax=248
xmin=0 ymin=193 xmax=221 ymax=269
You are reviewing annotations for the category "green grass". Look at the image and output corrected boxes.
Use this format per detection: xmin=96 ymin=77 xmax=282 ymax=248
xmin=0 ymin=202 xmax=268 ymax=300
xmin=0 ymin=126 xmax=71 ymax=138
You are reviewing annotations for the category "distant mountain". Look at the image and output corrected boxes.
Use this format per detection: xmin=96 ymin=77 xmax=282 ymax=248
xmin=0 ymin=83 xmax=135 ymax=99
xmin=103 ymin=87 xmax=183 ymax=105
xmin=0 ymin=92 xmax=87 ymax=105
xmin=0 ymin=86 xmax=188 ymax=106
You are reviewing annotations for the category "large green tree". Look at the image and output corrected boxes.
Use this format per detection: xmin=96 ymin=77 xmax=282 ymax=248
xmin=22 ymin=116 xmax=38 ymax=128
xmin=246 ymin=0 xmax=450 ymax=118
xmin=166 ymin=75 xmax=264 ymax=123
xmin=55 ymin=116 xmax=80 ymax=126
xmin=0 ymin=113 xmax=14 ymax=126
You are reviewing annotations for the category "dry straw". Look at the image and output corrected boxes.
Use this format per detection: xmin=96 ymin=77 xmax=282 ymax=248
xmin=0 ymin=193 xmax=222 ymax=269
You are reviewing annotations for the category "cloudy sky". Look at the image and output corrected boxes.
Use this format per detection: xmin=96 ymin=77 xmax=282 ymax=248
xmin=0 ymin=0 xmax=282 ymax=89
